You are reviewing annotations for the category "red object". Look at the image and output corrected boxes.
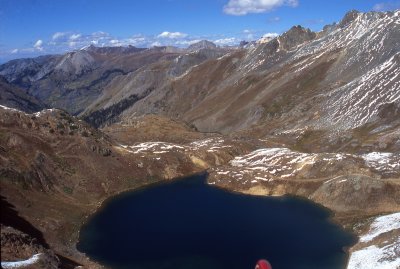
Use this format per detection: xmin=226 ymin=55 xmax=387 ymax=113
xmin=255 ymin=259 xmax=272 ymax=269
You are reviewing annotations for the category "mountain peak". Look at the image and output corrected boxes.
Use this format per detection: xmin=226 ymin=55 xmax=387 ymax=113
xmin=278 ymin=25 xmax=316 ymax=50
xmin=339 ymin=10 xmax=360 ymax=27
xmin=187 ymin=40 xmax=217 ymax=51
xmin=83 ymin=44 xmax=145 ymax=55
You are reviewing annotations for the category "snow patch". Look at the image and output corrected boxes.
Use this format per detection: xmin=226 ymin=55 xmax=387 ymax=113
xmin=347 ymin=213 xmax=400 ymax=269
xmin=362 ymin=152 xmax=400 ymax=173
xmin=347 ymin=239 xmax=400 ymax=269
xmin=119 ymin=142 xmax=185 ymax=154
xmin=33 ymin=109 xmax=57 ymax=117
xmin=0 ymin=105 xmax=24 ymax=113
xmin=1 ymin=254 xmax=43 ymax=269
xmin=360 ymin=212 xmax=400 ymax=243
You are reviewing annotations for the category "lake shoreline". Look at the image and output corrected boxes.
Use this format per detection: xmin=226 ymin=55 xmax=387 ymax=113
xmin=77 ymin=173 xmax=357 ymax=269
xmin=66 ymin=171 xmax=398 ymax=269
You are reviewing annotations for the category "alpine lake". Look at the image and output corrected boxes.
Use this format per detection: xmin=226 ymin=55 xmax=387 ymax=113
xmin=77 ymin=173 xmax=356 ymax=269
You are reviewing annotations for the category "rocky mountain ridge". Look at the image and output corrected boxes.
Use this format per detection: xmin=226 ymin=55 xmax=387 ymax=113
xmin=0 ymin=40 xmax=232 ymax=116
xmin=1 ymin=104 xmax=399 ymax=268
xmin=1 ymin=11 xmax=398 ymax=134
xmin=1 ymin=9 xmax=399 ymax=269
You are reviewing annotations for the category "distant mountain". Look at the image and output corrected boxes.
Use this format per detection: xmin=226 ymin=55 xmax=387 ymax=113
xmin=187 ymin=40 xmax=217 ymax=51
xmin=0 ymin=44 xmax=232 ymax=116
xmin=1 ymin=10 xmax=400 ymax=269
xmin=0 ymin=55 xmax=61 ymax=87
xmin=110 ymin=10 xmax=399 ymax=136
xmin=0 ymin=76 xmax=45 ymax=113
xmin=1 ymin=10 xmax=399 ymax=135
xmin=83 ymin=44 xmax=146 ymax=54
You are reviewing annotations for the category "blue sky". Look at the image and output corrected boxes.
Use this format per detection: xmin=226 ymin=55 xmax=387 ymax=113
xmin=0 ymin=0 xmax=399 ymax=62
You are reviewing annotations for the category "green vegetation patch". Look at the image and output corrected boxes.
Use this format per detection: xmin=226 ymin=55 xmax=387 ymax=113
xmin=63 ymin=186 xmax=73 ymax=195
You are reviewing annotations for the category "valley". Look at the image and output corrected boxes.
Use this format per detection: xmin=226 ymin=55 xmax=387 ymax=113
xmin=0 ymin=9 xmax=399 ymax=269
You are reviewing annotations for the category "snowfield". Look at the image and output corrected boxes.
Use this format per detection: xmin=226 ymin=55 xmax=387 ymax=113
xmin=116 ymin=137 xmax=231 ymax=155
xmin=347 ymin=241 xmax=400 ymax=269
xmin=0 ymin=105 xmax=22 ymax=112
xmin=119 ymin=142 xmax=185 ymax=154
xmin=1 ymin=254 xmax=43 ymax=269
xmin=362 ymin=152 xmax=400 ymax=173
xmin=360 ymin=213 xmax=400 ymax=243
xmin=347 ymin=213 xmax=400 ymax=269
xmin=0 ymin=105 xmax=58 ymax=118
xmin=211 ymin=147 xmax=399 ymax=185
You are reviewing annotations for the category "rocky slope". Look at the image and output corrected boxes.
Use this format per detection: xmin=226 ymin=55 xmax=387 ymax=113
xmin=70 ymin=11 xmax=400 ymax=134
xmin=209 ymin=148 xmax=400 ymax=217
xmin=0 ymin=76 xmax=45 ymax=113
xmin=1 ymin=104 xmax=398 ymax=268
xmin=0 ymin=41 xmax=232 ymax=119
xmin=137 ymin=10 xmax=399 ymax=135
xmin=1 ymin=11 xmax=398 ymax=134
xmin=0 ymin=9 xmax=399 ymax=269
xmin=0 ymin=106 xmax=254 ymax=267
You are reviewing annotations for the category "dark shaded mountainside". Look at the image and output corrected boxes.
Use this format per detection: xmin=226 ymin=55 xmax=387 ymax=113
xmin=0 ymin=76 xmax=45 ymax=113
xmin=0 ymin=43 xmax=231 ymax=118
xmin=0 ymin=10 xmax=399 ymax=269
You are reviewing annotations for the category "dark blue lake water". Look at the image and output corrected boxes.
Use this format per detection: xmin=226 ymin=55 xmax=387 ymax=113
xmin=77 ymin=174 xmax=355 ymax=269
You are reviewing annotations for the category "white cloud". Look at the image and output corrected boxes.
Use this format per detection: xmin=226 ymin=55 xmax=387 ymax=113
xmin=262 ymin=32 xmax=279 ymax=38
xmin=33 ymin=39 xmax=43 ymax=51
xmin=157 ymin=31 xmax=188 ymax=39
xmin=52 ymin=32 xmax=67 ymax=40
xmin=286 ymin=0 xmax=298 ymax=7
xmin=214 ymin=37 xmax=237 ymax=46
xmin=242 ymin=29 xmax=257 ymax=39
xmin=34 ymin=40 xmax=43 ymax=48
xmin=175 ymin=39 xmax=202 ymax=46
xmin=268 ymin=16 xmax=281 ymax=23
xmin=49 ymin=31 xmax=114 ymax=48
xmin=90 ymin=31 xmax=112 ymax=41
xmin=127 ymin=37 xmax=147 ymax=45
xmin=257 ymin=32 xmax=279 ymax=44
xmin=373 ymin=1 xmax=400 ymax=11
xmin=48 ymin=31 xmax=151 ymax=49
xmin=151 ymin=41 xmax=162 ymax=47
xmin=6 ymin=28 xmax=257 ymax=61
xmin=223 ymin=0 xmax=298 ymax=15
xmin=69 ymin=34 xmax=81 ymax=41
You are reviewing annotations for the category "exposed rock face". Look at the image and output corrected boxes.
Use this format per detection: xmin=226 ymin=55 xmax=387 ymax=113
xmin=1 ymin=225 xmax=60 ymax=269
xmin=339 ymin=10 xmax=360 ymax=28
xmin=187 ymin=40 xmax=218 ymax=51
xmin=277 ymin=25 xmax=316 ymax=50
xmin=101 ymin=10 xmax=398 ymax=135
xmin=0 ymin=44 xmax=232 ymax=117
xmin=54 ymin=50 xmax=96 ymax=75
xmin=1 ymin=11 xmax=398 ymax=134
xmin=208 ymin=147 xmax=399 ymax=214
xmin=0 ymin=195 xmax=63 ymax=269
xmin=0 ymin=106 xmax=254 ymax=267
xmin=311 ymin=175 xmax=400 ymax=213
xmin=0 ymin=55 xmax=60 ymax=87
xmin=0 ymin=9 xmax=399 ymax=269
xmin=84 ymin=44 xmax=146 ymax=55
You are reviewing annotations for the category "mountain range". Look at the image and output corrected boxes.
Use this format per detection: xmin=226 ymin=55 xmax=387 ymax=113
xmin=0 ymin=9 xmax=399 ymax=269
